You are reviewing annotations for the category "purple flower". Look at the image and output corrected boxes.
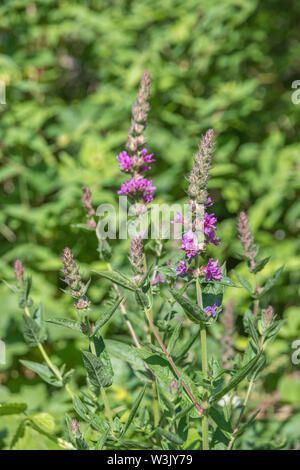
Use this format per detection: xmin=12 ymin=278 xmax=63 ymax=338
xmin=175 ymin=260 xmax=188 ymax=276
xmin=181 ymin=230 xmax=200 ymax=259
xmin=117 ymin=151 xmax=134 ymax=172
xmin=140 ymin=148 xmax=155 ymax=172
xmin=150 ymin=274 xmax=164 ymax=285
xmin=118 ymin=177 xmax=156 ymax=204
xmin=204 ymin=212 xmax=218 ymax=235
xmin=205 ymin=302 xmax=218 ymax=318
xmin=171 ymin=211 xmax=186 ymax=225
xmin=207 ymin=230 xmax=220 ymax=246
xmin=205 ymin=197 xmax=214 ymax=207
xmin=204 ymin=258 xmax=222 ymax=281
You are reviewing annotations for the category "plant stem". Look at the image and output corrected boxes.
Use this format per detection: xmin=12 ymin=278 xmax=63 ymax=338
xmin=106 ymin=262 xmax=143 ymax=351
xmin=107 ymin=260 xmax=161 ymax=421
xmin=143 ymin=307 xmax=203 ymax=416
xmin=195 ymin=254 xmax=209 ymax=450
xmin=227 ymin=378 xmax=254 ymax=450
xmin=24 ymin=306 xmax=74 ymax=399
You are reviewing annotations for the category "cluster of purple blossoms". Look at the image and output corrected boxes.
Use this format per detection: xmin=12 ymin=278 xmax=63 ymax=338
xmin=118 ymin=177 xmax=156 ymax=204
xmin=181 ymin=230 xmax=201 ymax=259
xmin=203 ymin=258 xmax=222 ymax=282
xmin=204 ymin=212 xmax=220 ymax=246
xmin=117 ymin=148 xmax=155 ymax=174
xmin=175 ymin=260 xmax=188 ymax=276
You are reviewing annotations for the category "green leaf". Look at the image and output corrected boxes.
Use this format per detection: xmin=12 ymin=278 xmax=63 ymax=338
xmin=23 ymin=314 xmax=47 ymax=347
xmin=10 ymin=419 xmax=27 ymax=449
xmin=135 ymin=289 xmax=150 ymax=309
xmin=30 ymin=412 xmax=55 ymax=433
xmin=259 ymin=266 xmax=284 ymax=297
xmin=210 ymin=354 xmax=261 ymax=404
xmin=93 ymin=270 xmax=137 ymax=291
xmin=167 ymin=319 xmax=183 ymax=354
xmin=120 ymin=385 xmax=146 ymax=438
xmin=234 ymin=409 xmax=261 ymax=438
xmin=46 ymin=317 xmax=83 ymax=333
xmin=19 ymin=277 xmax=33 ymax=308
xmin=93 ymin=297 xmax=123 ymax=334
xmin=20 ymin=359 xmax=62 ymax=387
xmin=72 ymin=396 xmax=109 ymax=433
xmin=158 ymin=427 xmax=184 ymax=445
xmin=0 ymin=402 xmax=27 ymax=416
xmin=252 ymin=257 xmax=270 ymax=274
xmin=232 ymin=270 xmax=253 ymax=295
xmin=92 ymin=334 xmax=114 ymax=379
xmin=169 ymin=289 xmax=208 ymax=324
xmin=218 ymin=276 xmax=240 ymax=288
xmin=81 ymin=350 xmax=113 ymax=389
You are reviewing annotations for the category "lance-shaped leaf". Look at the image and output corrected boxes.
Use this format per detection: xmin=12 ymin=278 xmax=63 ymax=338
xmin=10 ymin=419 xmax=27 ymax=449
xmin=167 ymin=319 xmax=183 ymax=354
xmin=20 ymin=359 xmax=63 ymax=387
xmin=218 ymin=276 xmax=240 ymax=288
xmin=72 ymin=396 xmax=109 ymax=433
xmin=210 ymin=354 xmax=261 ymax=404
xmin=93 ymin=297 xmax=123 ymax=335
xmin=23 ymin=314 xmax=47 ymax=347
xmin=169 ymin=289 xmax=208 ymax=324
xmin=120 ymin=385 xmax=146 ymax=438
xmin=232 ymin=270 xmax=254 ymax=295
xmin=259 ymin=266 xmax=284 ymax=297
xmin=81 ymin=350 xmax=113 ymax=389
xmin=19 ymin=277 xmax=33 ymax=308
xmin=47 ymin=318 xmax=83 ymax=333
xmin=252 ymin=257 xmax=270 ymax=274
xmin=0 ymin=402 xmax=27 ymax=416
xmin=92 ymin=333 xmax=114 ymax=379
xmin=158 ymin=427 xmax=184 ymax=445
xmin=93 ymin=270 xmax=137 ymax=291
xmin=135 ymin=289 xmax=150 ymax=310
xmin=233 ymin=408 xmax=261 ymax=438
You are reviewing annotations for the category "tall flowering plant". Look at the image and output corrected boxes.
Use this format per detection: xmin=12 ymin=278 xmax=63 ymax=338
xmin=4 ymin=71 xmax=284 ymax=451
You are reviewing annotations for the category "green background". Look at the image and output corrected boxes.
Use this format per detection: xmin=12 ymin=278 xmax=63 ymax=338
xmin=0 ymin=0 xmax=300 ymax=449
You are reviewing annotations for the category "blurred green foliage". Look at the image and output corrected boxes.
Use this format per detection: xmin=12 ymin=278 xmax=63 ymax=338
xmin=0 ymin=0 xmax=300 ymax=449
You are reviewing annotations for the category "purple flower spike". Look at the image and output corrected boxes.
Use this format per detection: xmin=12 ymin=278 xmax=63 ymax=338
xmin=175 ymin=260 xmax=188 ymax=276
xmin=204 ymin=258 xmax=222 ymax=281
xmin=205 ymin=302 xmax=218 ymax=318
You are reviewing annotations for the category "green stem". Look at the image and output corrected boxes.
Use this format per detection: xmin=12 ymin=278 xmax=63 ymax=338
xmin=195 ymin=254 xmax=209 ymax=450
xmin=227 ymin=378 xmax=254 ymax=450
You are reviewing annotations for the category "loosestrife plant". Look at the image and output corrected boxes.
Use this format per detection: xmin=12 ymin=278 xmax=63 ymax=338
xmin=4 ymin=71 xmax=284 ymax=451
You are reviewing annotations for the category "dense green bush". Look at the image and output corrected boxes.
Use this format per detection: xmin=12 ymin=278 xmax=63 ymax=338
xmin=0 ymin=0 xmax=300 ymax=450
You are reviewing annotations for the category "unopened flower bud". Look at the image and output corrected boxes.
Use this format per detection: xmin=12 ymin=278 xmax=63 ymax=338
xmin=14 ymin=259 xmax=24 ymax=285
xmin=71 ymin=418 xmax=81 ymax=437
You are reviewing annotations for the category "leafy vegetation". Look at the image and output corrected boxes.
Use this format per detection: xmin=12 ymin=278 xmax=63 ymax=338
xmin=0 ymin=0 xmax=299 ymax=450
